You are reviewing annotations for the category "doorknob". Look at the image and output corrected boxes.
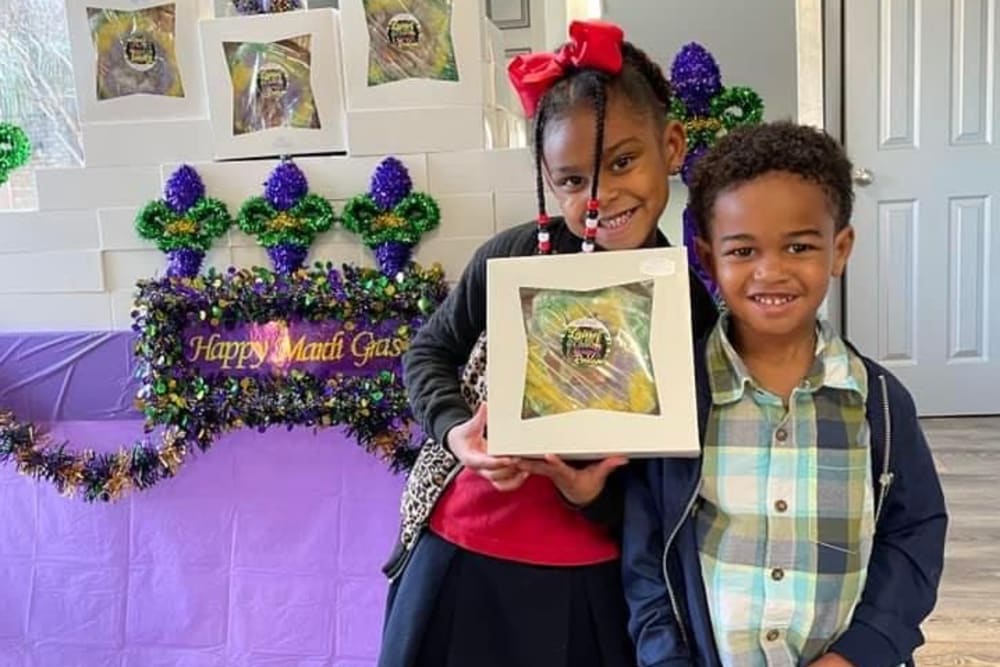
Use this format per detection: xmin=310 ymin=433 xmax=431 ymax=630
xmin=852 ymin=167 xmax=874 ymax=186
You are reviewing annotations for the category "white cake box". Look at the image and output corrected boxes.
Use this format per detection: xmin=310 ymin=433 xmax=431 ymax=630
xmin=66 ymin=0 xmax=212 ymax=123
xmin=82 ymin=118 xmax=215 ymax=166
xmin=486 ymin=248 xmax=700 ymax=458
xmin=338 ymin=0 xmax=485 ymax=111
xmin=346 ymin=106 xmax=485 ymax=156
xmin=199 ymin=8 xmax=347 ymax=159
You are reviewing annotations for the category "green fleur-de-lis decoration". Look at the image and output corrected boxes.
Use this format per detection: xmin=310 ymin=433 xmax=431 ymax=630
xmin=0 ymin=123 xmax=31 ymax=186
xmin=669 ymin=42 xmax=764 ymax=155
xmin=342 ymin=156 xmax=440 ymax=275
xmin=668 ymin=42 xmax=764 ymax=303
xmin=236 ymin=158 xmax=334 ymax=274
xmin=135 ymin=165 xmax=231 ymax=277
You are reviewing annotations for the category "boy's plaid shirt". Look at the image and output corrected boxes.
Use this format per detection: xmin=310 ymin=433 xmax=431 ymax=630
xmin=697 ymin=317 xmax=875 ymax=666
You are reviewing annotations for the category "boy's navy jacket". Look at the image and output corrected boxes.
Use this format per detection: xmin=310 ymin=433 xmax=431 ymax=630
xmin=623 ymin=337 xmax=948 ymax=667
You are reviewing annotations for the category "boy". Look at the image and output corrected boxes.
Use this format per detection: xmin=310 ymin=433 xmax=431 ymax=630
xmin=622 ymin=122 xmax=947 ymax=667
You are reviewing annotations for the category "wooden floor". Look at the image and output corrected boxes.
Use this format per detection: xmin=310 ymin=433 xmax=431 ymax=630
xmin=914 ymin=417 xmax=1000 ymax=666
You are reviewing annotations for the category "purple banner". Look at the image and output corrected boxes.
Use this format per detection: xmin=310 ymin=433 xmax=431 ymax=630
xmin=183 ymin=319 xmax=409 ymax=378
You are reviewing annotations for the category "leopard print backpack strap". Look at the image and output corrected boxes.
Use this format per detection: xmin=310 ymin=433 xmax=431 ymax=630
xmin=460 ymin=332 xmax=488 ymax=409
xmin=397 ymin=332 xmax=488 ymax=553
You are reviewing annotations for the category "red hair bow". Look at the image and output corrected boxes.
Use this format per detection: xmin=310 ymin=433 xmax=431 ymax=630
xmin=507 ymin=20 xmax=624 ymax=118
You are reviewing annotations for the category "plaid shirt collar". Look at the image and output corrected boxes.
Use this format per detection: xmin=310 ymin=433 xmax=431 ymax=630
xmin=707 ymin=314 xmax=867 ymax=406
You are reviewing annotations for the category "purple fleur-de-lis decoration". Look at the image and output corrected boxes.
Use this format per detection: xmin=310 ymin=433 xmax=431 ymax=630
xmin=237 ymin=158 xmax=335 ymax=274
xmin=342 ymin=157 xmax=440 ymax=277
xmin=370 ymin=157 xmax=413 ymax=211
xmin=670 ymin=43 xmax=722 ymax=117
xmin=135 ymin=164 xmax=231 ymax=278
xmin=264 ymin=160 xmax=309 ymax=212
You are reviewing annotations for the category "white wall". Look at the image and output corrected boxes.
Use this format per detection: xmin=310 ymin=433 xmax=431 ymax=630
xmin=603 ymin=0 xmax=798 ymax=122
xmin=604 ymin=0 xmax=800 ymax=246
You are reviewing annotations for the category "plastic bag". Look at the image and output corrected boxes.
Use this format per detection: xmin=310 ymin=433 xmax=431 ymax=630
xmin=223 ymin=34 xmax=320 ymax=136
xmin=87 ymin=3 xmax=184 ymax=100
xmin=363 ymin=0 xmax=458 ymax=86
xmin=519 ymin=281 xmax=661 ymax=419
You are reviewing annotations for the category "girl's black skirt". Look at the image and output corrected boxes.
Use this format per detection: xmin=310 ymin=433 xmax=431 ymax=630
xmin=377 ymin=531 xmax=636 ymax=667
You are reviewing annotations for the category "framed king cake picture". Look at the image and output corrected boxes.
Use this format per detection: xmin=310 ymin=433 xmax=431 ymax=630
xmin=199 ymin=8 xmax=348 ymax=159
xmin=66 ymin=0 xmax=211 ymax=123
xmin=486 ymin=248 xmax=700 ymax=458
xmin=338 ymin=0 xmax=484 ymax=110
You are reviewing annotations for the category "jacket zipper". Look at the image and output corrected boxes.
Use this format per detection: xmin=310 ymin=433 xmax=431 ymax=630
xmin=661 ymin=478 xmax=701 ymax=648
xmin=874 ymin=374 xmax=895 ymax=523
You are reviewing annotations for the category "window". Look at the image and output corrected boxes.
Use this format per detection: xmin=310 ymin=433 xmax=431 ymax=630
xmin=1 ymin=0 xmax=83 ymax=211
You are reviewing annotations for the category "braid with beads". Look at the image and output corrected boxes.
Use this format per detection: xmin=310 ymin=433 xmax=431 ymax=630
xmin=533 ymin=105 xmax=552 ymax=253
xmin=581 ymin=83 xmax=607 ymax=252
xmin=531 ymin=41 xmax=674 ymax=254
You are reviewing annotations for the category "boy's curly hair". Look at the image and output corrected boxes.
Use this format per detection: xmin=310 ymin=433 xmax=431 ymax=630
xmin=688 ymin=121 xmax=855 ymax=236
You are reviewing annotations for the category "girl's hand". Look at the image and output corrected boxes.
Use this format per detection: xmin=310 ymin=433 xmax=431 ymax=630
xmin=807 ymin=654 xmax=854 ymax=667
xmin=516 ymin=454 xmax=628 ymax=506
xmin=446 ymin=403 xmax=528 ymax=492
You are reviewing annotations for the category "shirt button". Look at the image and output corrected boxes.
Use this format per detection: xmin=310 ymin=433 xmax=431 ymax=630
xmin=766 ymin=629 xmax=780 ymax=642
xmin=774 ymin=499 xmax=788 ymax=513
xmin=775 ymin=428 xmax=788 ymax=442
xmin=771 ymin=568 xmax=785 ymax=581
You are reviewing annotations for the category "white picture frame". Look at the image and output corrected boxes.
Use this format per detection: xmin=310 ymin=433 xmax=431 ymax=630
xmin=486 ymin=248 xmax=700 ymax=458
xmin=66 ymin=0 xmax=212 ymax=124
xmin=338 ymin=0 xmax=485 ymax=111
xmin=199 ymin=8 xmax=348 ymax=159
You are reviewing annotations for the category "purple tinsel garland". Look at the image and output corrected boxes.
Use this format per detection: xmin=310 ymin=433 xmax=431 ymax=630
xmin=369 ymin=157 xmax=412 ymax=211
xmin=166 ymin=248 xmax=205 ymax=278
xmin=326 ymin=268 xmax=347 ymax=301
xmin=264 ymin=161 xmax=309 ymax=212
xmin=670 ymin=43 xmax=722 ymax=117
xmin=164 ymin=165 xmax=206 ymax=215
xmin=681 ymin=208 xmax=718 ymax=300
xmin=374 ymin=241 xmax=413 ymax=276
xmin=267 ymin=243 xmax=309 ymax=274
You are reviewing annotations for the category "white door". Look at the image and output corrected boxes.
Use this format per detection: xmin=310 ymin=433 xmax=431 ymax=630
xmin=845 ymin=0 xmax=1000 ymax=415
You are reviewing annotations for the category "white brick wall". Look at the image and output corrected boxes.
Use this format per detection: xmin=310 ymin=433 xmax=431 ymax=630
xmin=0 ymin=147 xmax=560 ymax=331
xmin=0 ymin=211 xmax=100 ymax=253
xmin=35 ymin=167 xmax=162 ymax=211
xmin=435 ymin=194 xmax=495 ymax=238
xmin=82 ymin=120 xmax=215 ymax=167
xmin=0 ymin=251 xmax=104 ymax=293
xmin=0 ymin=294 xmax=112 ymax=332
xmin=347 ymin=107 xmax=485 ymax=156
xmin=98 ymin=208 xmax=148 ymax=251
xmin=426 ymin=150 xmax=493 ymax=194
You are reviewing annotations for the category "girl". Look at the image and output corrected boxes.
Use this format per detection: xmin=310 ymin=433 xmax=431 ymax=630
xmin=378 ymin=19 xmax=719 ymax=667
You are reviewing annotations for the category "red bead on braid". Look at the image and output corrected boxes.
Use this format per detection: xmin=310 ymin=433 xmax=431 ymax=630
xmin=536 ymin=213 xmax=552 ymax=254
xmin=581 ymin=198 xmax=599 ymax=252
